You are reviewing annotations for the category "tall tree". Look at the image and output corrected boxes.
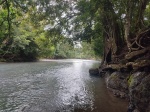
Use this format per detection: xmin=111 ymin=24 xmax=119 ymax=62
xmin=92 ymin=0 xmax=150 ymax=71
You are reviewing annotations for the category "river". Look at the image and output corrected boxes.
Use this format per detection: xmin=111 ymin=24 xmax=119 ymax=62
xmin=0 ymin=59 xmax=128 ymax=112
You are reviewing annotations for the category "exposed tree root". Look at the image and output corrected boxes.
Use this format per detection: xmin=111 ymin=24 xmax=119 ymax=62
xmin=126 ymin=60 xmax=150 ymax=70
xmin=130 ymin=28 xmax=150 ymax=50
xmin=125 ymin=47 xmax=149 ymax=60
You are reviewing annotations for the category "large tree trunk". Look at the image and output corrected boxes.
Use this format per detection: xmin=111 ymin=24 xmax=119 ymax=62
xmin=101 ymin=0 xmax=124 ymax=66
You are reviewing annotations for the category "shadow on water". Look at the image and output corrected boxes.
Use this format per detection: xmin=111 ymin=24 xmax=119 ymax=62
xmin=0 ymin=59 xmax=128 ymax=112
xmin=89 ymin=74 xmax=101 ymax=78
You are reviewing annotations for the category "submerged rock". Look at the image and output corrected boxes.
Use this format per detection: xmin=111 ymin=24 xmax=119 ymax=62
xmin=89 ymin=68 xmax=99 ymax=76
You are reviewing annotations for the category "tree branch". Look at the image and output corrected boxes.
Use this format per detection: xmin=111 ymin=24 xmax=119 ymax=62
xmin=125 ymin=47 xmax=149 ymax=60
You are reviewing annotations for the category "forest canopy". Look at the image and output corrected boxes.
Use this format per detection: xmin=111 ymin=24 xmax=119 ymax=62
xmin=0 ymin=0 xmax=150 ymax=62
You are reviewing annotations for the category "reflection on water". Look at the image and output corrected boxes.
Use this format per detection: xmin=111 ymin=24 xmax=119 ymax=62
xmin=0 ymin=59 xmax=128 ymax=112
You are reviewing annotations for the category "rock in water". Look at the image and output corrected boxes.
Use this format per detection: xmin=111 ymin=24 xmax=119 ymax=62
xmin=89 ymin=68 xmax=99 ymax=76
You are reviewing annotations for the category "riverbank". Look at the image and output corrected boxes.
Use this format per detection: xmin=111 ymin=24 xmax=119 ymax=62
xmin=96 ymin=42 xmax=150 ymax=112
xmin=0 ymin=57 xmax=101 ymax=63
xmin=101 ymin=69 xmax=150 ymax=112
xmin=89 ymin=61 xmax=150 ymax=112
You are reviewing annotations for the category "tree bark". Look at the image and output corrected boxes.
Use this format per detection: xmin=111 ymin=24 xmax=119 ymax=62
xmin=124 ymin=0 xmax=134 ymax=51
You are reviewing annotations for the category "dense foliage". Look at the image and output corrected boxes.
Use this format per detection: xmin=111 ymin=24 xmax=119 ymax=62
xmin=0 ymin=0 xmax=103 ymax=61
xmin=0 ymin=0 xmax=150 ymax=62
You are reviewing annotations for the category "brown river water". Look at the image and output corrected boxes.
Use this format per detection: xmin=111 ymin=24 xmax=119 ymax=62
xmin=0 ymin=59 xmax=128 ymax=112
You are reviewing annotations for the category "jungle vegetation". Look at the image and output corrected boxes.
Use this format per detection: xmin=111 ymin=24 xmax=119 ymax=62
xmin=0 ymin=0 xmax=150 ymax=64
